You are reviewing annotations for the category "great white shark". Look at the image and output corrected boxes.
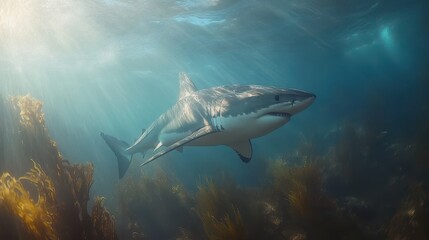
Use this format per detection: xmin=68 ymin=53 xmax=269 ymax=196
xmin=101 ymin=72 xmax=316 ymax=178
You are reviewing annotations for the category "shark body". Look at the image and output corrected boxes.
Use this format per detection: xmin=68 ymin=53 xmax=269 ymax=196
xmin=101 ymin=72 xmax=316 ymax=178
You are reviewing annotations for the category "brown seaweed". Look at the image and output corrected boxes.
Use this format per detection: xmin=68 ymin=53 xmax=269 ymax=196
xmin=3 ymin=93 xmax=429 ymax=240
xmin=0 ymin=95 xmax=117 ymax=240
xmin=196 ymin=179 xmax=246 ymax=240
xmin=116 ymin=169 xmax=200 ymax=239
xmin=91 ymin=197 xmax=118 ymax=239
xmin=0 ymin=161 xmax=57 ymax=240
xmin=269 ymin=159 xmax=364 ymax=239
xmin=195 ymin=176 xmax=280 ymax=240
xmin=387 ymin=184 xmax=429 ymax=240
xmin=199 ymin=207 xmax=245 ymax=240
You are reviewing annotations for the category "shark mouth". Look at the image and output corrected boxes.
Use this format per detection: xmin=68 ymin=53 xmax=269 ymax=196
xmin=267 ymin=112 xmax=291 ymax=118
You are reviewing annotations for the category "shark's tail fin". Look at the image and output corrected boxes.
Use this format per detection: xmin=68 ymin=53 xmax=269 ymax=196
xmin=100 ymin=132 xmax=132 ymax=179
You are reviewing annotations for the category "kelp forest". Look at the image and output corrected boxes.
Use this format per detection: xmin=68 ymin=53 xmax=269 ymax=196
xmin=1 ymin=93 xmax=428 ymax=240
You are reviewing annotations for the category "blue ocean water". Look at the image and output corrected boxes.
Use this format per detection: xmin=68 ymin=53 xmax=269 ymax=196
xmin=1 ymin=0 xmax=428 ymax=239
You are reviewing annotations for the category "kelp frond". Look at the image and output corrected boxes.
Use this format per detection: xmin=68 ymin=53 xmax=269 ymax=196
xmin=196 ymin=178 xmax=254 ymax=239
xmin=60 ymin=160 xmax=94 ymax=210
xmin=0 ymin=161 xmax=57 ymax=239
xmin=267 ymin=160 xmax=361 ymax=238
xmin=285 ymin=164 xmax=328 ymax=220
xmin=200 ymin=208 xmax=245 ymax=240
xmin=387 ymin=184 xmax=429 ymax=240
xmin=269 ymin=160 xmax=322 ymax=202
xmin=196 ymin=179 xmax=227 ymax=218
xmin=2 ymin=95 xmax=118 ymax=240
xmin=177 ymin=227 xmax=196 ymax=240
xmin=20 ymin=159 xmax=56 ymax=207
xmin=117 ymin=170 xmax=196 ymax=239
xmin=91 ymin=197 xmax=118 ymax=239
xmin=10 ymin=95 xmax=45 ymax=131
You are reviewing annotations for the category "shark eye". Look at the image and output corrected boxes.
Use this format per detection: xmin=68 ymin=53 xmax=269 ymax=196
xmin=274 ymin=95 xmax=280 ymax=101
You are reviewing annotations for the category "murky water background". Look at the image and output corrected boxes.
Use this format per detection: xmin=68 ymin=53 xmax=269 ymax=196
xmin=1 ymin=0 xmax=428 ymax=239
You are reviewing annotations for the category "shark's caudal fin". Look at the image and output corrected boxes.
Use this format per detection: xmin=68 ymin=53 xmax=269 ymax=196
xmin=100 ymin=132 xmax=132 ymax=179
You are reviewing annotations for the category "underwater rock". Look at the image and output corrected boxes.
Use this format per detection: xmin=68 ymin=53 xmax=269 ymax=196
xmin=0 ymin=95 xmax=117 ymax=240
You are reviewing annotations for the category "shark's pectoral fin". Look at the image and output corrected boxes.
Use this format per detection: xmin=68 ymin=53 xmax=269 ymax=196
xmin=227 ymin=140 xmax=253 ymax=163
xmin=140 ymin=125 xmax=215 ymax=167
xmin=176 ymin=147 xmax=184 ymax=153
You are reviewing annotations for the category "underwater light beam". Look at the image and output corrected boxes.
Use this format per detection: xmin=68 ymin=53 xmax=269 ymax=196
xmin=380 ymin=26 xmax=394 ymax=49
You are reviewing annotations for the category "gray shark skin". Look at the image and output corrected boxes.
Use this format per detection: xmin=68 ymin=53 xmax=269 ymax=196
xmin=101 ymin=72 xmax=316 ymax=178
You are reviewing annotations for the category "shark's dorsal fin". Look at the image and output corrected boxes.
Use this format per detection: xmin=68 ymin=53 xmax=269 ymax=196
xmin=227 ymin=140 xmax=253 ymax=163
xmin=179 ymin=72 xmax=197 ymax=99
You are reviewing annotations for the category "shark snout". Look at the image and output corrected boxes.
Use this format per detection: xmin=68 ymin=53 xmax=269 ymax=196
xmin=288 ymin=91 xmax=316 ymax=115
